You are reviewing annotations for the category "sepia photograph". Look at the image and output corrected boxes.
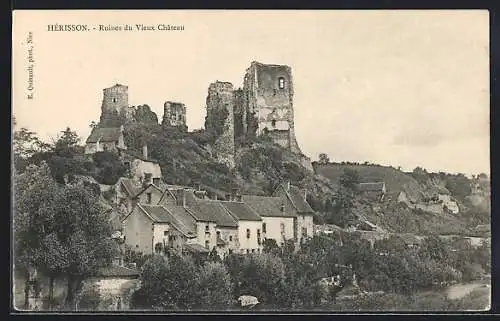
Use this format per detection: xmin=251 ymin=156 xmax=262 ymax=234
xmin=11 ymin=10 xmax=490 ymax=312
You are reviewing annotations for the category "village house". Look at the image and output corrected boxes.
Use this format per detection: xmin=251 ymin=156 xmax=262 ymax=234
xmin=272 ymin=182 xmax=315 ymax=246
xmin=357 ymin=182 xmax=386 ymax=202
xmin=112 ymin=177 xmax=164 ymax=214
xmin=119 ymin=144 xmax=163 ymax=187
xmin=219 ymin=200 xmax=263 ymax=254
xmin=121 ymin=203 xmax=197 ymax=255
xmin=85 ymin=125 xmax=127 ymax=154
xmin=241 ymin=195 xmax=296 ymax=247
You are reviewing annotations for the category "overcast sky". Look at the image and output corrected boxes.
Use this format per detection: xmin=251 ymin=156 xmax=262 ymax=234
xmin=13 ymin=10 xmax=489 ymax=176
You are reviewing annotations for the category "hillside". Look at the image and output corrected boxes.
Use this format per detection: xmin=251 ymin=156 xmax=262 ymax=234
xmin=312 ymin=162 xmax=448 ymax=203
xmin=311 ymin=162 xmax=490 ymax=236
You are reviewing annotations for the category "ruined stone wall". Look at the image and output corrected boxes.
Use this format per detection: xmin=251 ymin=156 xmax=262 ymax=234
xmin=243 ymin=61 xmax=303 ymax=155
xmin=206 ymin=81 xmax=235 ymax=168
xmin=233 ymin=89 xmax=246 ymax=142
xmin=162 ymin=101 xmax=187 ymax=129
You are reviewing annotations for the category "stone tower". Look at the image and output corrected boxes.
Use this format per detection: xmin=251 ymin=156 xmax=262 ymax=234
xmin=100 ymin=84 xmax=133 ymax=125
xmin=205 ymin=81 xmax=235 ymax=168
xmin=243 ymin=61 xmax=303 ymax=154
xmin=162 ymin=101 xmax=187 ymax=130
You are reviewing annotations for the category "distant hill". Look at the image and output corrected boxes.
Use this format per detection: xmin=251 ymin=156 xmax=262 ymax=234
xmin=311 ymin=162 xmax=490 ymax=236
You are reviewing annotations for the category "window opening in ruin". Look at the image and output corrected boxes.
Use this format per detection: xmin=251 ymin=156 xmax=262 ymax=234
xmin=279 ymin=77 xmax=285 ymax=89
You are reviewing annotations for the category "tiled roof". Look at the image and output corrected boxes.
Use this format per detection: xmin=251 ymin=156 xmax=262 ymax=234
xmin=86 ymin=127 xmax=122 ymax=143
xmin=139 ymin=205 xmax=196 ymax=237
xmin=96 ymin=265 xmax=139 ymax=278
xmin=119 ymin=178 xmax=142 ymax=197
xmin=286 ymin=185 xmax=314 ymax=214
xmin=221 ymin=201 xmax=262 ymax=222
xmin=184 ymin=243 xmax=210 ymax=253
xmin=358 ymin=182 xmax=385 ymax=192
xmin=241 ymin=195 xmax=294 ymax=217
xmin=186 ymin=200 xmax=238 ymax=227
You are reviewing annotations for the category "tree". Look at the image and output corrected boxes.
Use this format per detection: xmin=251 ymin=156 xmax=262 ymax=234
xmin=14 ymin=162 xmax=116 ymax=309
xmin=14 ymin=162 xmax=60 ymax=309
xmin=238 ymin=253 xmax=286 ymax=305
xmin=328 ymin=169 xmax=360 ymax=227
xmin=318 ymin=153 xmax=330 ymax=165
xmin=53 ymin=127 xmax=81 ymax=157
xmin=132 ymin=254 xmax=200 ymax=310
xmin=197 ymin=262 xmax=234 ymax=309
xmin=49 ymin=184 xmax=118 ymax=309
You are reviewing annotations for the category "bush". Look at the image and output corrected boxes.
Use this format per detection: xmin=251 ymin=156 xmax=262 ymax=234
xmin=197 ymin=262 xmax=234 ymax=309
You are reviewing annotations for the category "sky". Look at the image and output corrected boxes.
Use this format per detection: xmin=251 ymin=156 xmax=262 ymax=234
xmin=12 ymin=10 xmax=490 ymax=176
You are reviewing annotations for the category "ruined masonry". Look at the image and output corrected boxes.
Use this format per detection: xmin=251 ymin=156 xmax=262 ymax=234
xmin=206 ymin=61 xmax=311 ymax=170
xmin=162 ymin=101 xmax=187 ymax=129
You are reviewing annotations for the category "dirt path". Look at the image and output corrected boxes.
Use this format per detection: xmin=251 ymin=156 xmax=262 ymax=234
xmin=446 ymin=280 xmax=491 ymax=311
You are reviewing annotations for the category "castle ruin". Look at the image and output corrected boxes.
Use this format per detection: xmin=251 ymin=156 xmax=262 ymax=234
xmin=206 ymin=61 xmax=309 ymax=169
xmin=162 ymin=101 xmax=187 ymax=130
xmin=99 ymin=84 xmax=134 ymax=126
xmin=205 ymin=81 xmax=236 ymax=167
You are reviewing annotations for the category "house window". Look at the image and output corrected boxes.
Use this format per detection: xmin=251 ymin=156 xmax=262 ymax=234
xmin=246 ymin=249 xmax=250 ymax=254
xmin=153 ymin=178 xmax=160 ymax=186
xmin=112 ymin=98 xmax=117 ymax=103
xmin=280 ymin=222 xmax=285 ymax=234
xmin=205 ymin=224 xmax=210 ymax=232
xmin=302 ymin=227 xmax=307 ymax=236
xmin=146 ymin=193 xmax=152 ymax=204
xmin=164 ymin=231 xmax=168 ymax=236
xmin=229 ymin=235 xmax=233 ymax=242
xmin=246 ymin=229 xmax=251 ymax=239
xmin=278 ymin=77 xmax=285 ymax=89
xmin=262 ymin=223 xmax=267 ymax=233
xmin=216 ymin=231 xmax=221 ymax=239
xmin=251 ymin=249 xmax=255 ymax=253
xmin=271 ymin=119 xmax=276 ymax=127
xmin=144 ymin=173 xmax=152 ymax=183
xmin=229 ymin=249 xmax=233 ymax=254
xmin=205 ymin=240 xmax=209 ymax=249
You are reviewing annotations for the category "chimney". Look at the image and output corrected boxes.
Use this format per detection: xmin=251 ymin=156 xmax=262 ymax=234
xmin=142 ymin=144 xmax=148 ymax=160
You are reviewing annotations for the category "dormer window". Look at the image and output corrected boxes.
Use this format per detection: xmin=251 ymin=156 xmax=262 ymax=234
xmin=278 ymin=77 xmax=285 ymax=89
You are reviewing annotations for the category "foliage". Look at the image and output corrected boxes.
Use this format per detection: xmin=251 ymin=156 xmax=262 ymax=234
xmin=197 ymin=262 xmax=234 ymax=309
xmin=14 ymin=162 xmax=118 ymax=309
xmin=92 ymin=151 xmax=126 ymax=185
xmin=325 ymin=169 xmax=360 ymax=227
xmin=228 ymin=253 xmax=286 ymax=305
xmin=131 ymin=254 xmax=200 ymax=310
xmin=318 ymin=153 xmax=330 ymax=165
xmin=205 ymin=107 xmax=229 ymax=141
xmin=53 ymin=127 xmax=81 ymax=157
